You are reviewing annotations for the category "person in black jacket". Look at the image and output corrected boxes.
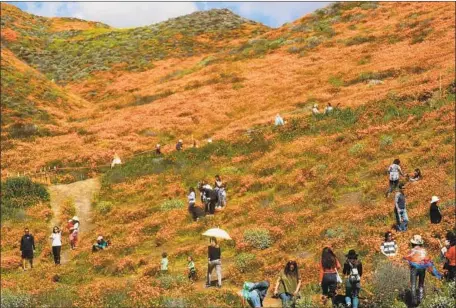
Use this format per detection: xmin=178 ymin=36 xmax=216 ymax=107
xmin=20 ymin=228 xmax=35 ymax=271
xmin=343 ymin=250 xmax=363 ymax=308
xmin=430 ymin=196 xmax=442 ymax=224
xmin=206 ymin=237 xmax=222 ymax=288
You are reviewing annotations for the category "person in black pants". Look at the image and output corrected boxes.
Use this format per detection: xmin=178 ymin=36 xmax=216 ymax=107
xmin=429 ymin=196 xmax=442 ymax=224
xmin=49 ymin=226 xmax=62 ymax=265
xmin=206 ymin=237 xmax=222 ymax=288
xmin=20 ymin=228 xmax=35 ymax=270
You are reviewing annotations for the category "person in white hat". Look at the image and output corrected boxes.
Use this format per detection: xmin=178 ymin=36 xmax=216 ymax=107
xmin=68 ymin=216 xmax=80 ymax=250
xmin=92 ymin=235 xmax=108 ymax=252
xmin=429 ymin=196 xmax=442 ymax=224
xmin=404 ymin=234 xmax=427 ymax=305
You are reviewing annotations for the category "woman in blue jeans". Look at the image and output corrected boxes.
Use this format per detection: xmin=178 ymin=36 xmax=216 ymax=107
xmin=273 ymin=261 xmax=302 ymax=308
xmin=240 ymin=281 xmax=270 ymax=308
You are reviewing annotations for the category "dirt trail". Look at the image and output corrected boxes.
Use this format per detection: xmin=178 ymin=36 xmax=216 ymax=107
xmin=49 ymin=178 xmax=101 ymax=264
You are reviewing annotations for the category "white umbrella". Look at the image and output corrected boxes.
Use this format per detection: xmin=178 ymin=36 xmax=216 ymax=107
xmin=202 ymin=228 xmax=232 ymax=240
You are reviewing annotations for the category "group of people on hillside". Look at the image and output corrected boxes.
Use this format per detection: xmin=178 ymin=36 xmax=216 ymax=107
xmin=273 ymin=103 xmax=340 ymax=127
xmin=385 ymin=159 xmax=443 ymax=232
xmin=187 ymin=175 xmax=227 ymax=221
xmin=20 ymin=216 xmax=109 ymax=270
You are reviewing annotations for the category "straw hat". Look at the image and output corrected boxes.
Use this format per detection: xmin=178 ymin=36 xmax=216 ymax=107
xmin=179 ymin=139 xmax=183 ymax=143
xmin=411 ymin=234 xmax=424 ymax=245
xmin=97 ymin=236 xmax=103 ymax=241
xmin=431 ymin=196 xmax=440 ymax=203
xmin=313 ymin=104 xmax=318 ymax=108
xmin=72 ymin=216 xmax=79 ymax=221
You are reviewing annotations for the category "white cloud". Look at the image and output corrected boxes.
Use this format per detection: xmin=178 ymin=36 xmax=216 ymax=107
xmin=25 ymin=1 xmax=198 ymax=28
xmin=233 ymin=2 xmax=330 ymax=27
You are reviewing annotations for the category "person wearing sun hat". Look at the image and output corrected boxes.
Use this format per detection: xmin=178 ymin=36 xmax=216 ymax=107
xmin=429 ymin=196 xmax=442 ymax=224
xmin=68 ymin=216 xmax=80 ymax=250
xmin=92 ymin=235 xmax=108 ymax=252
xmin=176 ymin=139 xmax=183 ymax=151
xmin=312 ymin=104 xmax=320 ymax=115
xmin=343 ymin=250 xmax=363 ymax=308
xmin=404 ymin=235 xmax=442 ymax=305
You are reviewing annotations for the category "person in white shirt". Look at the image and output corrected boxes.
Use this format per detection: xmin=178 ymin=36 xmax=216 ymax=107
xmin=324 ymin=103 xmax=334 ymax=115
xmin=111 ymin=153 xmax=122 ymax=168
xmin=49 ymin=226 xmax=62 ymax=265
xmin=380 ymin=231 xmax=398 ymax=257
xmin=312 ymin=104 xmax=320 ymax=115
xmin=275 ymin=114 xmax=285 ymax=126
xmin=385 ymin=158 xmax=404 ymax=197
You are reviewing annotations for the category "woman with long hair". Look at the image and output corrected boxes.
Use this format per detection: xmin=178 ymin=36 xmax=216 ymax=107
xmin=49 ymin=226 xmax=62 ymax=265
xmin=273 ymin=260 xmax=302 ymax=307
xmin=320 ymin=247 xmax=341 ymax=306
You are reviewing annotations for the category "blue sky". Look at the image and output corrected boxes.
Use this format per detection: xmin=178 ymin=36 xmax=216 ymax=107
xmin=10 ymin=1 xmax=330 ymax=28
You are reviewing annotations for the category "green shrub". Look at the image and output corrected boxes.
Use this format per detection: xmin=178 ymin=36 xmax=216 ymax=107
xmin=345 ymin=35 xmax=376 ymax=46
xmin=380 ymin=135 xmax=394 ymax=148
xmin=0 ymin=290 xmax=33 ymax=308
xmin=1 ymin=177 xmax=49 ymax=209
xmin=161 ymin=297 xmax=189 ymax=308
xmin=8 ymin=123 xmax=39 ymax=139
xmin=34 ymin=286 xmax=77 ymax=308
xmin=328 ymin=75 xmax=345 ymax=87
xmin=244 ymin=228 xmax=272 ymax=249
xmin=421 ymin=281 xmax=456 ymax=308
xmin=234 ymin=253 xmax=257 ymax=273
xmin=371 ymin=260 xmax=409 ymax=307
xmin=160 ymin=199 xmax=185 ymax=211
xmin=96 ymin=201 xmax=113 ymax=214
xmin=157 ymin=274 xmax=188 ymax=290
xmin=349 ymin=143 xmax=364 ymax=156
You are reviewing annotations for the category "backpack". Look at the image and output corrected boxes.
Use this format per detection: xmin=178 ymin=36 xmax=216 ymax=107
xmin=348 ymin=263 xmax=361 ymax=284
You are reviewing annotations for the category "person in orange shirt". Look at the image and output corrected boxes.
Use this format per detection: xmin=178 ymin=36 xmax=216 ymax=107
xmin=443 ymin=231 xmax=456 ymax=281
xmin=320 ymin=247 xmax=341 ymax=306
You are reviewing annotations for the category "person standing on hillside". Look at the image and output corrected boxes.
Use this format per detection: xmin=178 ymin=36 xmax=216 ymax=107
xmin=429 ymin=196 xmax=442 ymax=224
xmin=385 ymin=158 xmax=404 ymax=197
xmin=320 ymin=247 xmax=341 ymax=306
xmin=312 ymin=104 xmax=320 ymax=115
xmin=442 ymin=232 xmax=456 ymax=281
xmin=49 ymin=226 xmax=62 ymax=265
xmin=394 ymin=183 xmax=408 ymax=232
xmin=20 ymin=228 xmax=35 ymax=271
xmin=155 ymin=144 xmax=162 ymax=155
xmin=161 ymin=252 xmax=169 ymax=274
xmin=273 ymin=261 xmax=302 ymax=308
xmin=343 ymin=250 xmax=363 ymax=308
xmin=68 ymin=216 xmax=80 ymax=250
xmin=275 ymin=114 xmax=285 ymax=126
xmin=214 ymin=175 xmax=227 ymax=209
xmin=380 ymin=231 xmax=399 ymax=257
xmin=176 ymin=139 xmax=183 ymax=151
xmin=206 ymin=237 xmax=222 ymax=288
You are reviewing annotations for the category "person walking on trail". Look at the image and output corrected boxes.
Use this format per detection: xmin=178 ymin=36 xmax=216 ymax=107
xmin=49 ymin=226 xmax=62 ymax=265
xmin=206 ymin=237 xmax=222 ymax=288
xmin=161 ymin=252 xmax=169 ymax=274
xmin=442 ymin=232 xmax=456 ymax=281
xmin=275 ymin=114 xmax=285 ymax=126
xmin=312 ymin=104 xmax=320 ymax=115
xmin=343 ymin=250 xmax=363 ymax=308
xmin=429 ymin=196 xmax=442 ymax=224
xmin=273 ymin=261 xmax=302 ymax=308
xmin=407 ymin=168 xmax=422 ymax=182
xmin=155 ymin=144 xmax=162 ymax=155
xmin=176 ymin=139 xmax=183 ymax=151
xmin=403 ymin=235 xmax=443 ymax=306
xmin=187 ymin=255 xmax=197 ymax=281
xmin=380 ymin=231 xmax=399 ymax=257
xmin=214 ymin=175 xmax=227 ymax=209
xmin=68 ymin=216 xmax=80 ymax=250
xmin=394 ymin=183 xmax=408 ymax=232
xmin=385 ymin=158 xmax=404 ymax=197
xmin=240 ymin=281 xmax=270 ymax=308
xmin=187 ymin=187 xmax=198 ymax=221
xmin=92 ymin=236 xmax=108 ymax=252
xmin=20 ymin=228 xmax=35 ymax=271
xmin=320 ymin=247 xmax=341 ymax=306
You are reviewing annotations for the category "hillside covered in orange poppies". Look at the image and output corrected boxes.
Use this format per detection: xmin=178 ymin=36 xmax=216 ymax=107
xmin=1 ymin=2 xmax=455 ymax=307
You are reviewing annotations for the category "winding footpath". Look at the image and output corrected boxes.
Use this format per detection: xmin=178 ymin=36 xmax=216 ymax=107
xmin=49 ymin=178 xmax=100 ymax=264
